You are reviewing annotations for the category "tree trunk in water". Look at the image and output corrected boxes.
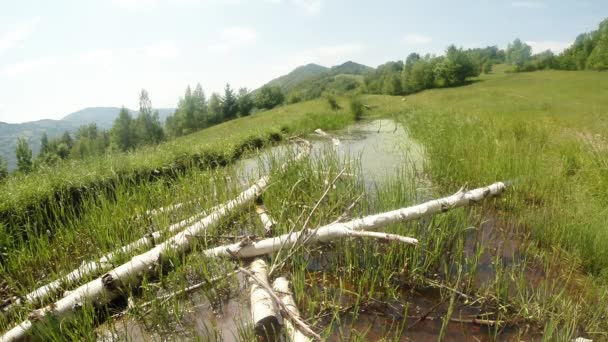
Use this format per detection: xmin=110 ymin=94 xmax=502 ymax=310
xmin=272 ymin=277 xmax=311 ymax=342
xmin=248 ymin=259 xmax=281 ymax=339
xmin=205 ymin=182 xmax=506 ymax=259
xmin=5 ymin=206 xmax=215 ymax=313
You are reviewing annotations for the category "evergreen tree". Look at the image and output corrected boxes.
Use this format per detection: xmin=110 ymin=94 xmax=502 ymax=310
xmin=207 ymin=93 xmax=223 ymax=124
xmin=15 ymin=137 xmax=33 ymax=174
xmin=222 ymin=84 xmax=238 ymax=120
xmin=111 ymin=107 xmax=135 ymax=151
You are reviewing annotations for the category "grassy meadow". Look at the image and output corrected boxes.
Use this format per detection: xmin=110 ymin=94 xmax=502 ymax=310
xmin=2 ymin=66 xmax=608 ymax=340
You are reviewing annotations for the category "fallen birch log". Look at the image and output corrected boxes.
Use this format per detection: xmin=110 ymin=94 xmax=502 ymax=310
xmin=255 ymin=202 xmax=276 ymax=236
xmin=4 ymin=206 xmax=215 ymax=313
xmin=272 ymin=277 xmax=312 ymax=342
xmin=346 ymin=230 xmax=418 ymax=245
xmin=248 ymin=259 xmax=280 ymax=339
xmin=239 ymin=267 xmax=322 ymax=341
xmin=206 ymin=182 xmax=506 ymax=259
xmin=1 ymin=141 xmax=311 ymax=342
xmin=314 ymin=128 xmax=340 ymax=146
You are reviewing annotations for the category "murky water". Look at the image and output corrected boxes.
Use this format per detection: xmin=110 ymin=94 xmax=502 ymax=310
xmin=236 ymin=119 xmax=426 ymax=192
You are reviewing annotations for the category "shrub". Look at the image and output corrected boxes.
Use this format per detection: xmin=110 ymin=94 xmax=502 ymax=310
xmin=325 ymin=94 xmax=340 ymax=110
xmin=350 ymin=97 xmax=364 ymax=121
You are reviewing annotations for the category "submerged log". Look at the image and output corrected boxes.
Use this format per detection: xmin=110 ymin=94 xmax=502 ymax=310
xmin=1 ymin=141 xmax=311 ymax=342
xmin=248 ymin=259 xmax=281 ymax=339
xmin=272 ymin=277 xmax=311 ymax=342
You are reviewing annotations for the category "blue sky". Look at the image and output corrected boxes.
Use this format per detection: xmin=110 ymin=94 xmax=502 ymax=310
xmin=0 ymin=0 xmax=606 ymax=123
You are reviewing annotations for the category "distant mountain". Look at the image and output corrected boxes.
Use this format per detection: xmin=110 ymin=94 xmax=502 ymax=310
xmin=1 ymin=107 xmax=175 ymax=171
xmin=329 ymin=61 xmax=374 ymax=76
xmin=264 ymin=63 xmax=330 ymax=93
xmin=259 ymin=61 xmax=373 ymax=95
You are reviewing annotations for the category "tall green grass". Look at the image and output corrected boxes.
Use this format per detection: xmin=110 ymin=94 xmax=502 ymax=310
xmin=0 ymin=98 xmax=353 ymax=253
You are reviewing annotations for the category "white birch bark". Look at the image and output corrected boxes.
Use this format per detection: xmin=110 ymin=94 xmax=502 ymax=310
xmin=206 ymin=182 xmax=506 ymax=259
xmin=314 ymin=129 xmax=340 ymax=146
xmin=272 ymin=277 xmax=311 ymax=342
xmin=345 ymin=230 xmax=419 ymax=245
xmin=255 ymin=204 xmax=276 ymax=236
xmin=1 ymin=142 xmax=311 ymax=342
xmin=5 ymin=207 xmax=214 ymax=312
xmin=248 ymin=259 xmax=280 ymax=338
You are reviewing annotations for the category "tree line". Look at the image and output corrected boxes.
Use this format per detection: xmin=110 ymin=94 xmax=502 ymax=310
xmin=504 ymin=18 xmax=608 ymax=72
xmin=0 ymin=83 xmax=286 ymax=179
xmin=364 ymin=45 xmax=502 ymax=96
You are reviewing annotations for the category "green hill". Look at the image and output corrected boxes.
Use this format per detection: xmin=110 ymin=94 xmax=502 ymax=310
xmin=264 ymin=63 xmax=329 ymax=93
xmin=262 ymin=61 xmax=373 ymax=95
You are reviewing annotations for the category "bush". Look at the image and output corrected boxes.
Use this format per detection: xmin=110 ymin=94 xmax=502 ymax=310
xmin=483 ymin=61 xmax=493 ymax=74
xmin=325 ymin=94 xmax=340 ymax=110
xmin=350 ymin=97 xmax=364 ymax=121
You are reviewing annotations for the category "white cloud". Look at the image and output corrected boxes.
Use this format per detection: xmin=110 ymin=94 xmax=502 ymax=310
xmin=526 ymin=40 xmax=571 ymax=54
xmin=110 ymin=0 xmax=159 ymax=10
xmin=0 ymin=17 xmax=41 ymax=53
xmin=292 ymin=0 xmax=322 ymax=14
xmin=511 ymin=1 xmax=546 ymax=9
xmin=403 ymin=33 xmax=432 ymax=45
xmin=1 ymin=40 xmax=180 ymax=78
xmin=209 ymin=26 xmax=258 ymax=52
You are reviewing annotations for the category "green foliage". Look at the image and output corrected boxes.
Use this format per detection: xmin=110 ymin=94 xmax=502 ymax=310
xmin=349 ymin=96 xmax=364 ymax=121
xmin=70 ymin=124 xmax=109 ymax=159
xmin=586 ymin=30 xmax=608 ymax=70
xmin=166 ymin=84 xmax=209 ymax=137
xmin=134 ymin=90 xmax=165 ymax=145
xmin=207 ymin=93 xmax=223 ymax=124
xmin=40 ymin=133 xmax=50 ymax=155
xmin=506 ymin=38 xmax=532 ymax=70
xmin=287 ymin=92 xmax=302 ymax=104
xmin=15 ymin=137 xmax=33 ymax=174
xmin=255 ymin=85 xmax=284 ymax=110
xmin=0 ymin=156 xmax=8 ymax=181
xmin=237 ymin=88 xmax=254 ymax=116
xmin=403 ymin=57 xmax=437 ymax=93
xmin=325 ymin=93 xmax=341 ymax=110
xmin=110 ymin=107 xmax=135 ymax=151
xmin=483 ymin=60 xmax=493 ymax=74
xmin=222 ymin=84 xmax=239 ymax=120
xmin=287 ymin=74 xmax=363 ymax=102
